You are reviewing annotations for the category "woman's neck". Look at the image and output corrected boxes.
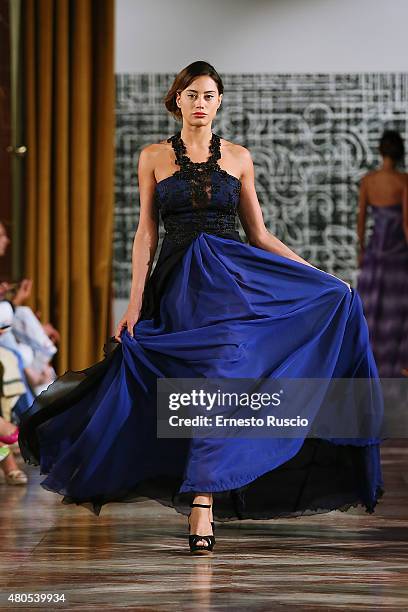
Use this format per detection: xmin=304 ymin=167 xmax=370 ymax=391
xmin=180 ymin=126 xmax=213 ymax=149
xmin=380 ymin=156 xmax=396 ymax=172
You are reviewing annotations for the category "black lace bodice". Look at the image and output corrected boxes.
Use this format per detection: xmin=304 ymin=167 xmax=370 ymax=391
xmin=154 ymin=131 xmax=242 ymax=246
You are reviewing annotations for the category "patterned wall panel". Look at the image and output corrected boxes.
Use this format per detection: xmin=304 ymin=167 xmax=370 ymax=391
xmin=115 ymin=73 xmax=408 ymax=299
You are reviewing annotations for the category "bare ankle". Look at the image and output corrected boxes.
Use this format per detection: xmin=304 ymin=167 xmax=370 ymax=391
xmin=193 ymin=493 xmax=212 ymax=505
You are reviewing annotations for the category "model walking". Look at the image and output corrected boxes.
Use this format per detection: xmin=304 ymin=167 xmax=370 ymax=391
xmin=19 ymin=61 xmax=383 ymax=555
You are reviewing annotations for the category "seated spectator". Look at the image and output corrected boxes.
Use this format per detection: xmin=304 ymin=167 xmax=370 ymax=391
xmin=0 ymin=441 xmax=27 ymax=485
xmin=0 ymin=299 xmax=55 ymax=396
xmin=0 ymin=221 xmax=60 ymax=396
xmin=0 ymin=345 xmax=28 ymax=422
xmin=0 ymin=332 xmax=29 ymax=485
xmin=0 ymin=220 xmax=61 ymax=487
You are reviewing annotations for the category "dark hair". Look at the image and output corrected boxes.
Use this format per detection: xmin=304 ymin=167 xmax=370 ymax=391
xmin=379 ymin=130 xmax=405 ymax=163
xmin=164 ymin=61 xmax=224 ymax=122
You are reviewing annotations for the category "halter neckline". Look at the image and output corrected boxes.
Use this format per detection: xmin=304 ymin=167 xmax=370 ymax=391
xmin=167 ymin=131 xmax=221 ymax=170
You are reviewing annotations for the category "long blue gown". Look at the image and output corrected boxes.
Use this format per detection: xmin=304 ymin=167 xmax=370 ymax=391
xmin=18 ymin=131 xmax=384 ymax=519
xmin=357 ymin=202 xmax=408 ymax=377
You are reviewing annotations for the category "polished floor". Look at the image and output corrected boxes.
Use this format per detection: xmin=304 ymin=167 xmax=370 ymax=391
xmin=0 ymin=440 xmax=407 ymax=611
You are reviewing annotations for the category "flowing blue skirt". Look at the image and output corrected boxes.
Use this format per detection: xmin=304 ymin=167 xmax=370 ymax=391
xmin=18 ymin=233 xmax=384 ymax=519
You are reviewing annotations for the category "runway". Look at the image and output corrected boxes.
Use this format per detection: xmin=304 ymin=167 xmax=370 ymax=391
xmin=0 ymin=440 xmax=407 ymax=611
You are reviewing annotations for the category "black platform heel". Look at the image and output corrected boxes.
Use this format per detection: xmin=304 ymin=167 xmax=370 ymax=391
xmin=188 ymin=502 xmax=216 ymax=555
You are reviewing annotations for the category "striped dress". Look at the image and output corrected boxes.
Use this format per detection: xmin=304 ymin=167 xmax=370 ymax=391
xmin=357 ymin=202 xmax=408 ymax=377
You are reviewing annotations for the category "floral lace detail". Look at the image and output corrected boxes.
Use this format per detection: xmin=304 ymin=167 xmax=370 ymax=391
xmin=163 ymin=213 xmax=239 ymax=247
xmin=166 ymin=131 xmax=239 ymax=209
xmin=153 ymin=131 xmax=242 ymax=247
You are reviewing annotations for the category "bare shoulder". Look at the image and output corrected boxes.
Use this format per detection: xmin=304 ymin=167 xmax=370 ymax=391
xmin=138 ymin=140 xmax=172 ymax=177
xmin=220 ymin=137 xmax=251 ymax=160
xmin=139 ymin=139 xmax=170 ymax=158
xmin=360 ymin=171 xmax=379 ymax=191
xmin=361 ymin=170 xmax=376 ymax=182
xmin=220 ymin=138 xmax=250 ymax=157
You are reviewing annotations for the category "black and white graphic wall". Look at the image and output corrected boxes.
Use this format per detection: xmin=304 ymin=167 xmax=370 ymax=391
xmin=114 ymin=73 xmax=408 ymax=299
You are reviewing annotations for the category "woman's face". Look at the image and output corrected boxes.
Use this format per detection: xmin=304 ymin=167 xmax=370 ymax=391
xmin=176 ymin=76 xmax=222 ymax=126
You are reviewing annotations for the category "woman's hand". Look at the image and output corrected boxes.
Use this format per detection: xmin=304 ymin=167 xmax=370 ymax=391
xmin=0 ymin=282 xmax=11 ymax=300
xmin=114 ymin=301 xmax=142 ymax=342
xmin=12 ymin=278 xmax=33 ymax=306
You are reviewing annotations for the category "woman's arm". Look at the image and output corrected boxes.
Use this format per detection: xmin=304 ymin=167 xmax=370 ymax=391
xmin=237 ymin=148 xmax=316 ymax=266
xmin=356 ymin=175 xmax=368 ymax=266
xmin=114 ymin=146 xmax=159 ymax=341
xmin=237 ymin=147 xmax=350 ymax=293
xmin=129 ymin=146 xmax=159 ymax=304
